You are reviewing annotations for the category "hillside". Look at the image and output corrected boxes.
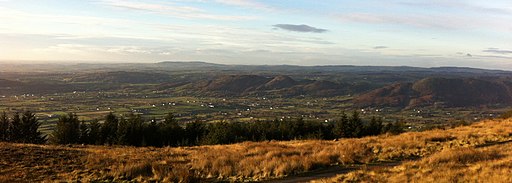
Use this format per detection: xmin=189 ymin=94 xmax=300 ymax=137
xmin=2 ymin=119 xmax=512 ymax=182
xmin=184 ymin=75 xmax=370 ymax=97
xmin=256 ymin=75 xmax=298 ymax=90
xmin=352 ymin=83 xmax=415 ymax=107
xmin=198 ymin=75 xmax=272 ymax=94
xmin=319 ymin=142 xmax=512 ymax=183
xmin=354 ymin=77 xmax=512 ymax=108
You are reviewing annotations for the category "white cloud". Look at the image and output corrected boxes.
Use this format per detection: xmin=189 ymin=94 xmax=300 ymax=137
xmin=338 ymin=13 xmax=464 ymax=30
xmin=98 ymin=0 xmax=256 ymax=21
xmin=400 ymin=1 xmax=512 ymax=16
xmin=336 ymin=12 xmax=512 ymax=32
xmin=214 ymin=0 xmax=272 ymax=11
xmin=0 ymin=7 xmax=145 ymax=37
xmin=482 ymin=48 xmax=512 ymax=55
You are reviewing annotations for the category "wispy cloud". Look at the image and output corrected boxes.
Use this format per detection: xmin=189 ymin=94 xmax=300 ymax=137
xmin=483 ymin=48 xmax=512 ymax=55
xmin=337 ymin=13 xmax=466 ymax=30
xmin=33 ymin=43 xmax=176 ymax=57
xmin=98 ymin=0 xmax=256 ymax=21
xmin=0 ymin=7 xmax=144 ymax=36
xmin=473 ymin=54 xmax=512 ymax=60
xmin=273 ymin=24 xmax=328 ymax=33
xmin=336 ymin=1 xmax=512 ymax=32
xmin=214 ymin=0 xmax=272 ymax=11
xmin=400 ymin=1 xmax=512 ymax=16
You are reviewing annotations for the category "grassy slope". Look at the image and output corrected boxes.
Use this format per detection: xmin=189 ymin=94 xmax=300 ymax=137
xmin=1 ymin=119 xmax=512 ymax=182
xmin=317 ymin=144 xmax=512 ymax=183
xmin=318 ymin=131 xmax=512 ymax=182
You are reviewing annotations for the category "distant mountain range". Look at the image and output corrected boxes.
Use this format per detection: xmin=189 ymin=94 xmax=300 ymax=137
xmin=2 ymin=61 xmax=511 ymax=74
xmin=2 ymin=62 xmax=512 ymax=108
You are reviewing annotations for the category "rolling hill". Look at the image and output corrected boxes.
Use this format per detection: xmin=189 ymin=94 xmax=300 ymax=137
xmin=182 ymin=75 xmax=371 ymax=97
xmin=354 ymin=77 xmax=512 ymax=108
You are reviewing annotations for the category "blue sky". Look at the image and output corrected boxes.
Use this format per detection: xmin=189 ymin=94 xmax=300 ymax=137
xmin=0 ymin=0 xmax=511 ymax=69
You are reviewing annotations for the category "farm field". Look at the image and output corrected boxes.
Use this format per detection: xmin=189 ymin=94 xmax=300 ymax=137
xmin=0 ymin=90 xmax=504 ymax=135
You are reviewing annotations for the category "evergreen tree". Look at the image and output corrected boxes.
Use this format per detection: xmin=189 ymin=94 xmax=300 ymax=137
xmin=348 ymin=111 xmax=364 ymax=137
xmin=144 ymin=119 xmax=160 ymax=147
xmin=116 ymin=117 xmax=129 ymax=145
xmin=51 ymin=113 xmax=80 ymax=144
xmin=101 ymin=112 xmax=118 ymax=145
xmin=112 ymin=113 xmax=145 ymax=146
xmin=88 ymin=119 xmax=101 ymax=145
xmin=125 ymin=113 xmax=144 ymax=146
xmin=8 ymin=113 xmax=22 ymax=142
xmin=201 ymin=122 xmax=231 ymax=145
xmin=160 ymin=113 xmax=184 ymax=146
xmin=365 ymin=116 xmax=383 ymax=136
xmin=333 ymin=112 xmax=349 ymax=138
xmin=290 ymin=118 xmax=306 ymax=139
xmin=20 ymin=111 xmax=46 ymax=144
xmin=114 ymin=117 xmax=129 ymax=145
xmin=78 ymin=121 xmax=89 ymax=144
xmin=0 ymin=111 xmax=8 ymax=141
xmin=185 ymin=120 xmax=205 ymax=146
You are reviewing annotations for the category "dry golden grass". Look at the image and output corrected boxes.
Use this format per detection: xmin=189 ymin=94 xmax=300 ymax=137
xmin=1 ymin=118 xmax=512 ymax=182
xmin=318 ymin=144 xmax=512 ymax=183
xmin=314 ymin=119 xmax=512 ymax=183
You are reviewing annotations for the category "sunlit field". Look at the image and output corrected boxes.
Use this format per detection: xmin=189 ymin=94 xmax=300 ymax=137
xmin=2 ymin=118 xmax=512 ymax=182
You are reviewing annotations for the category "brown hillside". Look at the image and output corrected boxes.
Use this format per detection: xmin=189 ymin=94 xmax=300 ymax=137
xmin=301 ymin=80 xmax=346 ymax=96
xmin=256 ymin=75 xmax=298 ymax=90
xmin=354 ymin=77 xmax=512 ymax=108
xmin=189 ymin=75 xmax=352 ymax=96
xmin=201 ymin=75 xmax=271 ymax=94
xmin=412 ymin=77 xmax=512 ymax=107
xmin=1 ymin=119 xmax=512 ymax=182
xmin=281 ymin=80 xmax=348 ymax=97
xmin=353 ymin=83 xmax=416 ymax=107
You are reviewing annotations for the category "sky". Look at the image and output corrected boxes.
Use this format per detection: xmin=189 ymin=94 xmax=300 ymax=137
xmin=0 ymin=0 xmax=511 ymax=69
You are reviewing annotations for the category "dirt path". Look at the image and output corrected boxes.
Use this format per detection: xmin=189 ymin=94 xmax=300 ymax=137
xmin=261 ymin=162 xmax=401 ymax=183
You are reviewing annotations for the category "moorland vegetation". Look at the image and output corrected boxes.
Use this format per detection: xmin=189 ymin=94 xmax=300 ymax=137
xmin=1 ymin=118 xmax=511 ymax=182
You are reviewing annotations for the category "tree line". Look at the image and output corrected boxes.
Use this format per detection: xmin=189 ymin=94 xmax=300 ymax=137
xmin=0 ymin=111 xmax=47 ymax=144
xmin=0 ymin=111 xmax=404 ymax=146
